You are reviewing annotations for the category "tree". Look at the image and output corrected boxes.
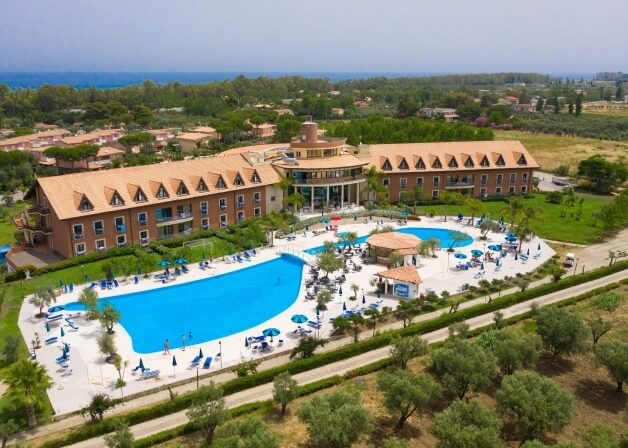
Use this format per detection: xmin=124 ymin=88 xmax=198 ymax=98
xmin=465 ymin=197 xmax=486 ymax=226
xmin=586 ymin=316 xmax=612 ymax=345
xmin=0 ymin=419 xmax=18 ymax=448
xmin=494 ymin=330 xmax=540 ymax=375
xmin=29 ymin=286 xmax=56 ymax=318
xmin=334 ymin=314 xmax=365 ymax=343
xmin=276 ymin=175 xmax=292 ymax=211
xmin=132 ymin=105 xmax=153 ymax=127
xmin=493 ymin=310 xmax=505 ymax=329
xmin=78 ymin=287 xmax=100 ymax=320
xmin=521 ymin=441 xmax=579 ymax=448
xmin=577 ymin=155 xmax=628 ymax=194
xmin=534 ymin=307 xmax=587 ymax=360
xmin=448 ymin=231 xmax=470 ymax=251
xmin=316 ymin=289 xmax=332 ymax=310
xmin=4 ymin=360 xmax=53 ymax=427
xmin=99 ymin=303 xmax=121 ymax=334
xmin=81 ymin=393 xmax=116 ymax=422
xmin=388 ymin=250 xmax=404 ymax=268
xmin=497 ymin=371 xmax=574 ymax=444
xmin=290 ymin=336 xmax=326 ymax=359
xmin=448 ymin=321 xmax=470 ymax=339
xmin=45 ymin=144 xmax=99 ymax=170
xmin=479 ymin=219 xmax=500 ymax=239
xmin=394 ymin=300 xmax=420 ymax=328
xmin=104 ymin=419 xmax=134 ymax=448
xmin=284 ymin=192 xmax=305 ymax=215
xmin=430 ymin=398 xmax=505 ymax=448
xmin=362 ymin=166 xmax=387 ymax=206
xmin=594 ymin=340 xmax=628 ymax=393
xmin=186 ymin=382 xmax=227 ymax=444
xmin=594 ymin=292 xmax=622 ymax=312
xmin=1 ymin=335 xmax=20 ymax=365
xmin=212 ymin=416 xmax=280 ymax=448
xmin=273 ymin=372 xmax=299 ymax=416
xmin=579 ymin=423 xmax=620 ymax=448
xmin=297 ymin=389 xmax=373 ymax=448
xmin=575 ymin=93 xmax=583 ymax=116
xmin=363 ymin=307 xmax=380 ymax=336
xmin=317 ymin=251 xmax=343 ymax=278
xmin=98 ymin=333 xmax=118 ymax=363
xmin=431 ymin=338 xmax=497 ymax=399
xmin=274 ymin=114 xmax=301 ymax=143
xmin=500 ymin=196 xmax=525 ymax=229
xmin=390 ymin=335 xmax=427 ymax=370
xmin=440 ymin=191 xmax=464 ymax=221
xmin=350 ymin=282 xmax=360 ymax=299
xmin=377 ymin=370 xmax=441 ymax=429
xmin=568 ymin=97 xmax=574 ymax=114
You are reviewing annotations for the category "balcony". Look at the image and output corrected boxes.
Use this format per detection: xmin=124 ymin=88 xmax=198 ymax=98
xmin=72 ymin=232 xmax=84 ymax=240
xmin=201 ymin=209 xmax=209 ymax=216
xmin=138 ymin=220 xmax=148 ymax=227
xmin=157 ymin=228 xmax=193 ymax=240
xmin=445 ymin=180 xmax=475 ymax=189
xmin=155 ymin=212 xmax=193 ymax=224
xmin=236 ymin=202 xmax=245 ymax=209
xmin=292 ymin=174 xmax=365 ymax=186
xmin=27 ymin=204 xmax=50 ymax=215
xmin=115 ymin=224 xmax=127 ymax=232
xmin=26 ymin=223 xmax=52 ymax=234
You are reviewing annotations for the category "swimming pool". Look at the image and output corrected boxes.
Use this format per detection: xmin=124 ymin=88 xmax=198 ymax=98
xmin=304 ymin=227 xmax=473 ymax=255
xmin=64 ymin=255 xmax=305 ymax=353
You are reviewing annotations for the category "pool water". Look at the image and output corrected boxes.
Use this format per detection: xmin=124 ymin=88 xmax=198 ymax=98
xmin=304 ymin=227 xmax=473 ymax=255
xmin=65 ymin=256 xmax=305 ymax=353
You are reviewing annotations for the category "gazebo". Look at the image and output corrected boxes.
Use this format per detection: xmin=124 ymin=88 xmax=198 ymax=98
xmin=375 ymin=265 xmax=422 ymax=299
xmin=366 ymin=232 xmax=421 ymax=266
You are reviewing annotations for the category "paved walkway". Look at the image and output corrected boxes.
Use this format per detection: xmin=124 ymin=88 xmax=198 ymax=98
xmin=15 ymin=268 xmax=626 ymax=447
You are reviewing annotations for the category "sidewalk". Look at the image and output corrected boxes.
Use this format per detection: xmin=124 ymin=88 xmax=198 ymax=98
xmin=17 ymin=268 xmax=625 ymax=447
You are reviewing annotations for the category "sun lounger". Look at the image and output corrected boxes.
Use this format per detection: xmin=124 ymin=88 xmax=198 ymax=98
xmin=142 ymin=369 xmax=160 ymax=379
xmin=533 ymin=253 xmax=541 ymax=259
xmin=113 ymin=279 xmax=119 ymax=287
xmin=100 ymin=280 xmax=107 ymax=290
xmin=298 ymin=328 xmax=313 ymax=335
xmin=134 ymin=275 xmax=139 ymax=284
xmin=474 ymin=270 xmax=486 ymax=278
xmin=56 ymin=354 xmax=69 ymax=363
xmin=57 ymin=360 xmax=69 ymax=370
xmin=131 ymin=365 xmax=143 ymax=374
xmin=87 ymin=281 xmax=97 ymax=289
xmin=65 ymin=318 xmax=79 ymax=330
xmin=260 ymin=341 xmax=273 ymax=352
xmin=252 ymin=249 xmax=257 ymax=256
xmin=243 ymin=251 xmax=251 ymax=258
xmin=182 ymin=265 xmax=189 ymax=273
xmin=61 ymin=368 xmax=73 ymax=377
xmin=45 ymin=336 xmax=58 ymax=345
xmin=277 ymin=339 xmax=284 ymax=347
xmin=202 ymin=357 xmax=213 ymax=369
xmin=519 ymin=254 xmax=529 ymax=260
xmin=307 ymin=320 xmax=321 ymax=329
xmin=46 ymin=314 xmax=63 ymax=322
xmin=190 ymin=355 xmax=202 ymax=366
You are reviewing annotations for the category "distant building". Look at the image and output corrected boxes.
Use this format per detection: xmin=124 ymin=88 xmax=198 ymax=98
xmin=420 ymin=108 xmax=459 ymax=122
xmin=55 ymin=146 xmax=125 ymax=173
xmin=60 ymin=129 xmax=124 ymax=147
xmin=328 ymin=90 xmax=341 ymax=96
xmin=512 ymin=104 xmax=535 ymax=113
xmin=33 ymin=123 xmax=59 ymax=131
xmin=273 ymin=108 xmax=293 ymax=116
xmin=154 ymin=107 xmax=184 ymax=114
xmin=498 ymin=96 xmax=519 ymax=106
xmin=251 ymin=123 xmax=276 ymax=139
xmin=0 ymin=129 xmax=72 ymax=152
xmin=148 ymin=129 xmax=175 ymax=148
xmin=331 ymin=107 xmax=345 ymax=117
xmin=24 ymin=147 xmax=56 ymax=166
xmin=191 ymin=126 xmax=219 ymax=139
xmin=177 ymin=130 xmax=219 ymax=152
xmin=0 ymin=129 xmax=15 ymax=138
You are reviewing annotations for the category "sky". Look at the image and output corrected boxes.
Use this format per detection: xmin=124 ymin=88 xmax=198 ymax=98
xmin=1 ymin=0 xmax=627 ymax=73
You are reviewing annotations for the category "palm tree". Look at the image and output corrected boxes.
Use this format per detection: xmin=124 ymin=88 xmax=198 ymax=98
xmin=464 ymin=197 xmax=485 ymax=226
xmin=277 ymin=176 xmax=293 ymax=211
xmin=5 ymin=360 xmax=53 ymax=427
xmin=29 ymin=286 xmax=56 ymax=318
xmin=362 ymin=166 xmax=387 ymax=208
xmin=519 ymin=204 xmax=542 ymax=229
xmin=284 ymin=193 xmax=305 ymax=215
xmin=440 ymin=191 xmax=463 ymax=222
xmin=500 ymin=196 xmax=525 ymax=229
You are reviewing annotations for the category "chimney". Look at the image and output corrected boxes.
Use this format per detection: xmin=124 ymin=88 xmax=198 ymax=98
xmin=301 ymin=120 xmax=318 ymax=144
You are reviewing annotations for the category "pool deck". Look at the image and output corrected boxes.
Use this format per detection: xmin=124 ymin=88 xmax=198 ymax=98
xmin=18 ymin=216 xmax=554 ymax=415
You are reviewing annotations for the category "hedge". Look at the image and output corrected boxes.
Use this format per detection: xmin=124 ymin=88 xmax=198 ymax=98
xmin=38 ymin=261 xmax=628 ymax=448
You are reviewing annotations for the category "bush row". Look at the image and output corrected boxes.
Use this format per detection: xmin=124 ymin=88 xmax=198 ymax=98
xmin=39 ymin=261 xmax=628 ymax=448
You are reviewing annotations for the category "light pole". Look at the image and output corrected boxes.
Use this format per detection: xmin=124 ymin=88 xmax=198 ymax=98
xmin=81 ymin=264 xmax=86 ymax=283
xmin=573 ymin=258 xmax=579 ymax=275
xmin=219 ymin=341 xmax=222 ymax=368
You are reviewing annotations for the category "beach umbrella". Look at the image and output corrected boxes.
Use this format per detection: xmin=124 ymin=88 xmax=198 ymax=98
xmin=515 ymin=252 xmax=519 ymax=261
xmin=527 ymin=248 xmax=530 ymax=256
xmin=198 ymin=348 xmax=203 ymax=359
xmin=499 ymin=216 xmax=504 ymax=225
xmin=64 ymin=342 xmax=70 ymax=353
xmin=172 ymin=356 xmax=177 ymax=377
xmin=505 ymin=235 xmax=517 ymax=243
xmin=45 ymin=321 xmax=50 ymax=333
xmin=480 ymin=262 xmax=484 ymax=270
xmin=245 ymin=337 xmax=249 ymax=348
xmin=174 ymin=258 xmax=188 ymax=265
xmin=84 ymin=273 xmax=90 ymax=282
xmin=377 ymin=290 xmax=381 ymax=299
xmin=60 ymin=326 xmax=65 ymax=338
xmin=263 ymin=328 xmax=280 ymax=342
xmin=454 ymin=252 xmax=467 ymax=259
xmin=496 ymin=258 xmax=500 ymax=267
xmin=471 ymin=249 xmax=483 ymax=257
xmin=316 ymin=307 xmax=320 ymax=318
xmin=139 ymin=358 xmax=145 ymax=371
xmin=458 ymin=212 xmax=463 ymax=220
xmin=157 ymin=260 xmax=171 ymax=267
xmin=537 ymin=242 xmax=541 ymax=251
xmin=362 ymin=294 xmax=366 ymax=304
xmin=343 ymin=302 xmax=347 ymax=311
xmin=339 ymin=286 xmax=343 ymax=296
xmin=331 ymin=215 xmax=341 ymax=221
xmin=291 ymin=314 xmax=308 ymax=324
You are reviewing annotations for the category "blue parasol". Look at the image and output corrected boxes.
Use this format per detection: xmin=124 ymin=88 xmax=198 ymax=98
xmin=505 ymin=235 xmax=517 ymax=242
xmin=471 ymin=249 xmax=483 ymax=257
xmin=457 ymin=212 xmax=463 ymax=219
xmin=174 ymin=258 xmax=188 ymax=265
xmin=339 ymin=286 xmax=343 ymax=296
xmin=343 ymin=302 xmax=347 ymax=311
xmin=139 ymin=358 xmax=145 ymax=371
xmin=263 ymin=327 xmax=281 ymax=342
xmin=59 ymin=279 xmax=64 ymax=287
xmin=527 ymin=248 xmax=530 ymax=256
xmin=245 ymin=337 xmax=249 ymax=348
xmin=198 ymin=348 xmax=203 ymax=358
xmin=515 ymin=252 xmax=519 ymax=260
xmin=316 ymin=307 xmax=320 ymax=318
xmin=172 ymin=356 xmax=177 ymax=377
xmin=496 ymin=258 xmax=500 ymax=267
xmin=64 ymin=342 xmax=70 ymax=353
xmin=488 ymin=244 xmax=502 ymax=251
xmin=45 ymin=321 xmax=50 ymax=332
xmin=480 ymin=262 xmax=484 ymax=270
xmin=362 ymin=294 xmax=366 ymax=304
xmin=157 ymin=260 xmax=171 ymax=267
xmin=291 ymin=314 xmax=308 ymax=324
xmin=60 ymin=326 xmax=65 ymax=338
xmin=499 ymin=216 xmax=504 ymax=225
xmin=454 ymin=252 xmax=467 ymax=259
xmin=507 ymin=231 xmax=517 ymax=237
xmin=537 ymin=242 xmax=541 ymax=251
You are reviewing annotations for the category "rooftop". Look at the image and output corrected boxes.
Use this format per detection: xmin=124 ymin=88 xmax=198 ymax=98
xmin=366 ymin=232 xmax=421 ymax=250
xmin=376 ymin=265 xmax=422 ymax=284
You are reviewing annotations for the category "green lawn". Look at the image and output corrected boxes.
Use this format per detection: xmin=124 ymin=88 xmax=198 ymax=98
xmin=0 ymin=200 xmax=30 ymax=245
xmin=413 ymin=192 xmax=613 ymax=245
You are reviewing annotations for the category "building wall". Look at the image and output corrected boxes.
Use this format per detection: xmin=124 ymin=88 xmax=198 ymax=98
xmin=380 ymin=168 xmax=534 ymax=202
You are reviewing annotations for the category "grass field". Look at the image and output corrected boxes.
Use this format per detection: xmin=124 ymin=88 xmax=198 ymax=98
xmin=0 ymin=200 xmax=29 ymax=245
xmin=414 ymin=192 xmax=614 ymax=245
xmin=493 ymin=129 xmax=628 ymax=172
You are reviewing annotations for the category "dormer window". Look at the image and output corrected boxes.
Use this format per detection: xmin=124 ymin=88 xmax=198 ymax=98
xmin=176 ymin=181 xmax=189 ymax=196
xmin=495 ymin=155 xmax=506 ymax=166
xmin=197 ymin=178 xmax=208 ymax=192
xmin=480 ymin=156 xmax=490 ymax=167
xmin=79 ymin=195 xmax=93 ymax=212
xmin=398 ymin=158 xmax=409 ymax=170
xmin=251 ymin=171 xmax=261 ymax=183
xmin=432 ymin=157 xmax=442 ymax=169
xmin=517 ymin=154 xmax=527 ymax=165
xmin=156 ymin=184 xmax=169 ymax=199
xmin=216 ymin=176 xmax=227 ymax=189
xmin=134 ymin=188 xmax=147 ymax=202
xmin=415 ymin=158 xmax=426 ymax=170
xmin=448 ymin=157 xmax=458 ymax=168
xmin=382 ymin=159 xmax=392 ymax=171
xmin=234 ymin=173 xmax=245 ymax=186
xmin=464 ymin=157 xmax=474 ymax=168
xmin=110 ymin=191 xmax=124 ymax=206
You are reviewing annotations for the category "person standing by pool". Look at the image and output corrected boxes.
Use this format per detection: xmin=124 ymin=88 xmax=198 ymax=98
xmin=181 ymin=334 xmax=186 ymax=351
xmin=163 ymin=339 xmax=170 ymax=355
xmin=188 ymin=330 xmax=193 ymax=339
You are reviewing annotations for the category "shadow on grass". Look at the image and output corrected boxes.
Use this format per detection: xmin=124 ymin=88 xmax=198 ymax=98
xmin=573 ymin=377 xmax=627 ymax=413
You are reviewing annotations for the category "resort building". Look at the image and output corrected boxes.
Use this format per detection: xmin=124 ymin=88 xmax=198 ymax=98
xmin=59 ymin=129 xmax=124 ymax=147
xmin=54 ymin=146 xmax=125 ymax=173
xmin=251 ymin=123 xmax=277 ymax=139
xmin=177 ymin=129 xmax=219 ymax=152
xmin=0 ymin=128 xmax=72 ymax=152
xmin=23 ymin=154 xmax=282 ymax=258
xmin=419 ymin=107 xmax=459 ymax=122
xmin=148 ymin=128 xmax=175 ymax=148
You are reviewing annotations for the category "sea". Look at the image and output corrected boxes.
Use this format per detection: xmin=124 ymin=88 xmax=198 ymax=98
xmin=0 ymin=72 xmax=596 ymax=90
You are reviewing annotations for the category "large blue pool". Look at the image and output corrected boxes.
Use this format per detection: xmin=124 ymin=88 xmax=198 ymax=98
xmin=304 ymin=227 xmax=473 ymax=255
xmin=65 ymin=256 xmax=305 ymax=353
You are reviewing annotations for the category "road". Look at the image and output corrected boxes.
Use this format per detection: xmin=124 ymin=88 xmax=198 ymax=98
xmin=49 ymin=270 xmax=626 ymax=448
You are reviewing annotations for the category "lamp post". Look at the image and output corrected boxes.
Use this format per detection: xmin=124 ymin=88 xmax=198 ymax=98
xmin=196 ymin=366 xmax=199 ymax=389
xmin=573 ymin=258 xmax=579 ymax=275
xmin=483 ymin=243 xmax=486 ymax=261
xmin=81 ymin=264 xmax=86 ymax=283
xmin=219 ymin=340 xmax=222 ymax=368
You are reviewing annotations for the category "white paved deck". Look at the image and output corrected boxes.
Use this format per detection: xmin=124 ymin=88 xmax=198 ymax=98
xmin=18 ymin=216 xmax=554 ymax=415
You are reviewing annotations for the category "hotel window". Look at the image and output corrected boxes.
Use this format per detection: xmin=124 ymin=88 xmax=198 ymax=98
xmin=79 ymin=195 xmax=93 ymax=211
xmin=382 ymin=159 xmax=392 ymax=171
xmin=219 ymin=198 xmax=227 ymax=211
xmin=197 ymin=179 xmax=208 ymax=192
xmin=522 ymin=172 xmax=529 ymax=182
xmin=480 ymin=174 xmax=487 ymax=185
xmin=399 ymin=178 xmax=407 ymax=189
xmin=176 ymin=181 xmax=189 ymax=196
xmin=138 ymin=212 xmax=147 ymax=226
xmin=95 ymin=239 xmax=106 ymax=251
xmin=234 ymin=173 xmax=245 ymax=186
xmin=200 ymin=201 xmax=209 ymax=216
xmin=480 ymin=156 xmax=490 ymax=167
xmin=116 ymin=234 xmax=127 ymax=247
xmin=509 ymin=186 xmax=516 ymax=195
xmin=480 ymin=188 xmax=487 ymax=197
xmin=219 ymin=214 xmax=228 ymax=227
xmin=415 ymin=158 xmax=426 ymax=170
xmin=251 ymin=171 xmax=261 ymax=183
xmin=416 ymin=177 xmax=424 ymax=187
xmin=237 ymin=211 xmax=245 ymax=223
xmin=464 ymin=157 xmax=474 ymax=168
xmin=139 ymin=230 xmax=149 ymax=245
xmin=72 ymin=223 xmax=84 ymax=239
xmin=495 ymin=155 xmax=506 ymax=166
xmin=216 ymin=176 xmax=226 ymax=189
xmin=432 ymin=158 xmax=442 ymax=169
xmin=509 ymin=173 xmax=516 ymax=183
xmin=201 ymin=218 xmax=209 ymax=230
xmin=74 ymin=242 xmax=86 ymax=256
xmin=253 ymin=192 xmax=261 ymax=204
xmin=432 ymin=176 xmax=440 ymax=187
xmin=93 ymin=220 xmax=104 ymax=236
xmin=517 ymin=154 xmax=528 ymax=165
xmin=236 ymin=195 xmax=244 ymax=208
xmin=254 ymin=207 xmax=261 ymax=218
xmin=134 ymin=188 xmax=147 ymax=202
xmin=270 ymin=195 xmax=276 ymax=202
xmin=495 ymin=187 xmax=502 ymax=196
xmin=398 ymin=158 xmax=409 ymax=170
xmin=432 ymin=190 xmax=440 ymax=199
xmin=382 ymin=178 xmax=390 ymax=188
xmin=521 ymin=186 xmax=528 ymax=194
xmin=496 ymin=174 xmax=503 ymax=185
xmin=448 ymin=157 xmax=458 ymax=168
xmin=115 ymin=216 xmax=126 ymax=232
xmin=110 ymin=191 xmax=124 ymax=206
xmin=156 ymin=184 xmax=169 ymax=199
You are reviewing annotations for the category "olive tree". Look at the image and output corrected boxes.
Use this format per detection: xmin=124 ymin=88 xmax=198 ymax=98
xmin=497 ymin=371 xmax=574 ymax=444
xmin=273 ymin=372 xmax=299 ymax=416
xmin=186 ymin=382 xmax=227 ymax=444
xmin=389 ymin=335 xmax=427 ymax=370
xmin=494 ymin=331 xmax=541 ymax=375
xmin=78 ymin=287 xmax=100 ymax=320
xmin=394 ymin=300 xmax=420 ymax=328
xmin=594 ymin=340 xmax=628 ymax=393
xmin=212 ymin=416 xmax=280 ymax=448
xmin=99 ymin=303 xmax=121 ymax=334
xmin=534 ymin=307 xmax=587 ymax=360
xmin=29 ymin=286 xmax=56 ymax=318
xmin=0 ymin=419 xmax=18 ymax=448
xmin=104 ymin=419 xmax=134 ymax=448
xmin=587 ymin=316 xmax=612 ymax=345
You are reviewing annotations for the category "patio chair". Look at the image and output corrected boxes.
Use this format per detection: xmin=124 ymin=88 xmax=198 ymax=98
xmin=202 ymin=357 xmax=212 ymax=369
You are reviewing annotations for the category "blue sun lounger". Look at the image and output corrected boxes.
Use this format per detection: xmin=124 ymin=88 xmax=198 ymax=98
xmin=113 ymin=279 xmax=119 ymax=287
xmin=46 ymin=313 xmax=64 ymax=322
xmin=190 ymin=355 xmax=202 ymax=366
xmin=202 ymin=357 xmax=212 ymax=369
xmin=307 ymin=320 xmax=321 ymax=329
xmin=87 ymin=281 xmax=97 ymax=289
xmin=142 ymin=369 xmax=160 ymax=379
xmin=45 ymin=336 xmax=58 ymax=345
xmin=182 ymin=265 xmax=189 ymax=273
xmin=65 ymin=319 xmax=79 ymax=331
xmin=252 ymin=249 xmax=257 ymax=256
